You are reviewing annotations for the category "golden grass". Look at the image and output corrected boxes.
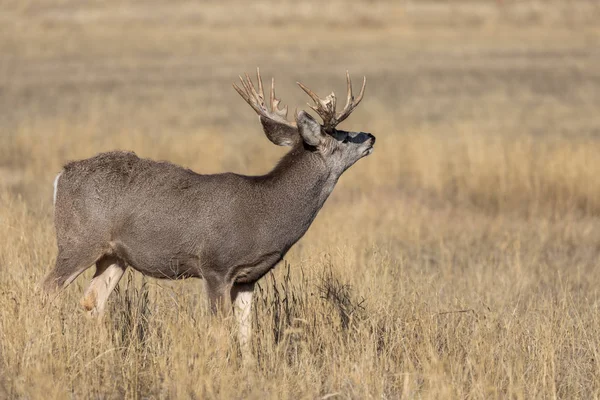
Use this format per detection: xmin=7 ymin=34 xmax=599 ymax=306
xmin=2 ymin=1 xmax=600 ymax=398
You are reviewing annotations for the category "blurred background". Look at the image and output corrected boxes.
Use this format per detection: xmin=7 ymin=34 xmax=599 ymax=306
xmin=2 ymin=1 xmax=600 ymax=212
xmin=2 ymin=1 xmax=600 ymax=398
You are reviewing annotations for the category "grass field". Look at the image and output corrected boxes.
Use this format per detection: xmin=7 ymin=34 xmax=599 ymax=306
xmin=2 ymin=1 xmax=600 ymax=398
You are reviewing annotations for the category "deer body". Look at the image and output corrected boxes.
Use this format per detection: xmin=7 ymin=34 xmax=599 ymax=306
xmin=52 ymin=145 xmax=335 ymax=285
xmin=43 ymin=70 xmax=374 ymax=356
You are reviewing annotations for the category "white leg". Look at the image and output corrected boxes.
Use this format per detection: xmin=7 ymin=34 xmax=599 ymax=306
xmin=81 ymin=257 xmax=126 ymax=317
xmin=231 ymin=282 xmax=255 ymax=361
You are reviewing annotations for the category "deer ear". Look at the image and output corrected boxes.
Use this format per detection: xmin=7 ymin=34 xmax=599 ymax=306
xmin=260 ymin=117 xmax=299 ymax=147
xmin=296 ymin=111 xmax=324 ymax=147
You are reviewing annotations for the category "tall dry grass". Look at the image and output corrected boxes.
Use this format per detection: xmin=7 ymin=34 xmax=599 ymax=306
xmin=2 ymin=110 xmax=600 ymax=398
xmin=2 ymin=1 xmax=600 ymax=398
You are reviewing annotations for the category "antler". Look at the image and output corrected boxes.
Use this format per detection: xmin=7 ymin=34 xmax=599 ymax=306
xmin=297 ymin=71 xmax=366 ymax=131
xmin=233 ymin=68 xmax=296 ymax=129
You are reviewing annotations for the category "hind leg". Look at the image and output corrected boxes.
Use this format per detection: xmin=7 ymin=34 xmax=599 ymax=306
xmin=43 ymin=249 xmax=100 ymax=294
xmin=204 ymin=278 xmax=233 ymax=317
xmin=81 ymin=256 xmax=126 ymax=318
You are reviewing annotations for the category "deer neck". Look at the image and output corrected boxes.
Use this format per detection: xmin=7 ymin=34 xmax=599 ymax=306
xmin=261 ymin=144 xmax=340 ymax=233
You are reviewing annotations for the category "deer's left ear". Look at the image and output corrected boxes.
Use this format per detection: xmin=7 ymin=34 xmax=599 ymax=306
xmin=296 ymin=111 xmax=325 ymax=147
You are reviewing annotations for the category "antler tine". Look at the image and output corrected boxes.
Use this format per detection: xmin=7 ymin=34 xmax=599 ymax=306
xmin=335 ymin=73 xmax=366 ymax=125
xmin=270 ymin=77 xmax=288 ymax=118
xmin=297 ymin=81 xmax=338 ymax=129
xmin=256 ymin=68 xmax=264 ymax=102
xmin=345 ymin=71 xmax=353 ymax=110
xmin=297 ymin=72 xmax=366 ymax=130
xmin=233 ymin=69 xmax=296 ymax=128
xmin=354 ymin=76 xmax=366 ymax=106
xmin=233 ymin=77 xmax=260 ymax=115
xmin=270 ymin=77 xmax=275 ymax=109
xmin=236 ymin=75 xmax=254 ymax=102
xmin=296 ymin=81 xmax=321 ymax=105
xmin=244 ymin=72 xmax=261 ymax=105
xmin=239 ymin=75 xmax=252 ymax=97
xmin=232 ymin=78 xmax=245 ymax=100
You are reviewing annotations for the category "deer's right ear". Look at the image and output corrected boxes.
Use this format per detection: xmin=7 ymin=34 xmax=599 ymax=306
xmin=296 ymin=111 xmax=324 ymax=147
xmin=260 ymin=117 xmax=299 ymax=147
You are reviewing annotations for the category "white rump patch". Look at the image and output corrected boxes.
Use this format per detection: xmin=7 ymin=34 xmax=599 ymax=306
xmin=53 ymin=171 xmax=63 ymax=206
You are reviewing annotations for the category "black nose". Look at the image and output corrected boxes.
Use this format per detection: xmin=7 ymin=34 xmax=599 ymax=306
xmin=368 ymin=133 xmax=376 ymax=144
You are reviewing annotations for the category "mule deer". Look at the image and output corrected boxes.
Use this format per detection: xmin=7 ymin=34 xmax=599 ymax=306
xmin=43 ymin=69 xmax=375 ymax=354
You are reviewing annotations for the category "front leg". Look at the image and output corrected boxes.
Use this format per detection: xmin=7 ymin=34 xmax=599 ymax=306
xmin=231 ymin=282 xmax=255 ymax=361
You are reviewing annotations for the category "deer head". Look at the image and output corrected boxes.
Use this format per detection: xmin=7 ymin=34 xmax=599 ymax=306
xmin=233 ymin=69 xmax=375 ymax=174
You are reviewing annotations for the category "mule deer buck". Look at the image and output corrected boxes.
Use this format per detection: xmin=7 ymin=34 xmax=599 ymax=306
xmin=43 ymin=69 xmax=375 ymax=355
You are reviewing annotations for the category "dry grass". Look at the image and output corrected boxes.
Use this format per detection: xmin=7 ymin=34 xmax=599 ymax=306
xmin=2 ymin=1 xmax=600 ymax=398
